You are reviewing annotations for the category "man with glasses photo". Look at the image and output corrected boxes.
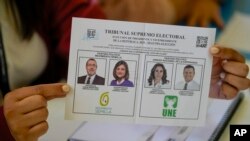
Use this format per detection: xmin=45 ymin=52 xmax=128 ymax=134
xmin=78 ymin=58 xmax=105 ymax=85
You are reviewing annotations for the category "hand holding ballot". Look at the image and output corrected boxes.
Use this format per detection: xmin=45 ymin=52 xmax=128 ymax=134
xmin=3 ymin=84 xmax=70 ymax=141
xmin=209 ymin=45 xmax=250 ymax=99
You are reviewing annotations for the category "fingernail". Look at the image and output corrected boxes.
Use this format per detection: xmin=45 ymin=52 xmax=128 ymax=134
xmin=211 ymin=47 xmax=220 ymax=54
xmin=220 ymin=72 xmax=225 ymax=79
xmin=62 ymin=84 xmax=70 ymax=93
xmin=217 ymin=80 xmax=222 ymax=86
xmin=222 ymin=59 xmax=227 ymax=65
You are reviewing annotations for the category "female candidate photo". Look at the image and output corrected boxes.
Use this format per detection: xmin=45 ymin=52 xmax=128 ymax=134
xmin=146 ymin=63 xmax=171 ymax=88
xmin=110 ymin=60 xmax=134 ymax=87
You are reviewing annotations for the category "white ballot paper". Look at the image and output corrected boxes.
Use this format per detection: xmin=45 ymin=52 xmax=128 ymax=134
xmin=65 ymin=18 xmax=216 ymax=126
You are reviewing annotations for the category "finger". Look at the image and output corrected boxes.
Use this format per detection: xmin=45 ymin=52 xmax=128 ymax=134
xmin=213 ymin=13 xmax=224 ymax=29
xmin=11 ymin=83 xmax=70 ymax=101
xmin=28 ymin=121 xmax=49 ymax=140
xmin=23 ymin=107 xmax=48 ymax=127
xmin=221 ymin=73 xmax=250 ymax=90
xmin=222 ymin=61 xmax=249 ymax=77
xmin=9 ymin=107 xmax=49 ymax=132
xmin=209 ymin=81 xmax=238 ymax=99
xmin=200 ymin=18 xmax=209 ymax=27
xmin=220 ymin=82 xmax=238 ymax=99
xmin=210 ymin=46 xmax=245 ymax=62
xmin=187 ymin=14 xmax=198 ymax=27
xmin=18 ymin=95 xmax=47 ymax=114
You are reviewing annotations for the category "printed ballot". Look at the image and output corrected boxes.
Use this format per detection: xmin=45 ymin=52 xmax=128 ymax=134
xmin=65 ymin=18 xmax=216 ymax=126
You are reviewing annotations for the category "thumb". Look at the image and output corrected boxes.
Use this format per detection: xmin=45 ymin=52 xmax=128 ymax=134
xmin=210 ymin=45 xmax=245 ymax=63
xmin=11 ymin=83 xmax=71 ymax=101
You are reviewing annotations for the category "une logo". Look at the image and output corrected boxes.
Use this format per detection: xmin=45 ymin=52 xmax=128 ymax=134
xmin=164 ymin=95 xmax=178 ymax=109
xmin=99 ymin=92 xmax=109 ymax=106
xmin=162 ymin=95 xmax=178 ymax=117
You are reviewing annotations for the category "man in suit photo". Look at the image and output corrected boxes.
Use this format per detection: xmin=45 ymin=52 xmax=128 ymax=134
xmin=78 ymin=58 xmax=105 ymax=85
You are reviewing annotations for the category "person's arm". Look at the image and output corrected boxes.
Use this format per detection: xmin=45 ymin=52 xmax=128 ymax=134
xmin=0 ymin=106 xmax=15 ymax=141
xmin=209 ymin=46 xmax=250 ymax=99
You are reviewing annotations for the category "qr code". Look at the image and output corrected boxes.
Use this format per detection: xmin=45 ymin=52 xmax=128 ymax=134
xmin=196 ymin=36 xmax=208 ymax=48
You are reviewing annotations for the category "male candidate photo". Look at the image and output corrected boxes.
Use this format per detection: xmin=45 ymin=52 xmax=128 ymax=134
xmin=78 ymin=58 xmax=105 ymax=85
xmin=175 ymin=64 xmax=200 ymax=91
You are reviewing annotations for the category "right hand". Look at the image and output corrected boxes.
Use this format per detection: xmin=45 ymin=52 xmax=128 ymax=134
xmin=3 ymin=83 xmax=70 ymax=141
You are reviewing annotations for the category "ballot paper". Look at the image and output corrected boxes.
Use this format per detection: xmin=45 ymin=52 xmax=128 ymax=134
xmin=65 ymin=18 xmax=215 ymax=126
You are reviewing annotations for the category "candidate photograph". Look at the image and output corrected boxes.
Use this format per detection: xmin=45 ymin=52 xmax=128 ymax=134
xmin=175 ymin=64 xmax=201 ymax=91
xmin=145 ymin=63 xmax=172 ymax=89
xmin=77 ymin=58 xmax=105 ymax=85
xmin=109 ymin=60 xmax=135 ymax=87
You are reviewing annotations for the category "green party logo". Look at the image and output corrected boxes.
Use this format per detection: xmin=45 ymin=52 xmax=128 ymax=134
xmin=162 ymin=95 xmax=178 ymax=117
xmin=99 ymin=92 xmax=109 ymax=106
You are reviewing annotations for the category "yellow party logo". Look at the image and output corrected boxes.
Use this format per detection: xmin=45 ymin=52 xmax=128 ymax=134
xmin=99 ymin=92 xmax=109 ymax=106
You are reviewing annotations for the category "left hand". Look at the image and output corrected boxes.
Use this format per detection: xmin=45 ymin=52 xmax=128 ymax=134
xmin=209 ymin=45 xmax=250 ymax=99
xmin=186 ymin=0 xmax=224 ymax=29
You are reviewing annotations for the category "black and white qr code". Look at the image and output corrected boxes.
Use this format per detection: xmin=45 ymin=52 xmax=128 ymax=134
xmin=196 ymin=36 xmax=208 ymax=48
